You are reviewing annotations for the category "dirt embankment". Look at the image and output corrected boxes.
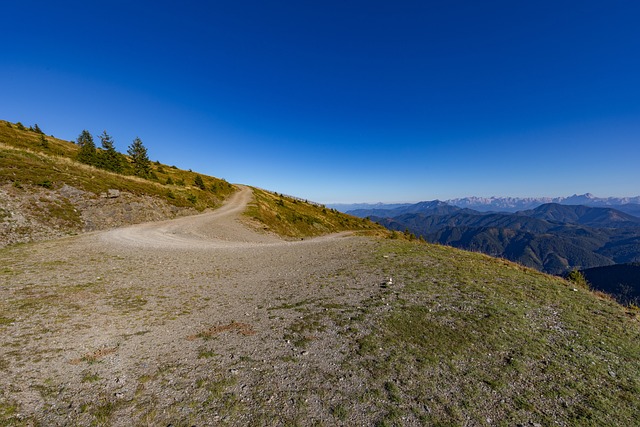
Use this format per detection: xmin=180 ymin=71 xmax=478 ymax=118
xmin=0 ymin=182 xmax=201 ymax=248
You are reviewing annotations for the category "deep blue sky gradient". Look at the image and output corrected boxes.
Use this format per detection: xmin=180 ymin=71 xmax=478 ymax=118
xmin=2 ymin=1 xmax=639 ymax=202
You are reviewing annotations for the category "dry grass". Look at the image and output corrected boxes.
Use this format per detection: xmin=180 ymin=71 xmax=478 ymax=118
xmin=188 ymin=322 xmax=256 ymax=340
xmin=70 ymin=347 xmax=118 ymax=365
xmin=244 ymin=187 xmax=385 ymax=238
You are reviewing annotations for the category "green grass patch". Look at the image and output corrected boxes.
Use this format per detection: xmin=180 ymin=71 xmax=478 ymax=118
xmin=0 ymin=316 xmax=15 ymax=326
xmin=197 ymin=349 xmax=218 ymax=359
xmin=81 ymin=373 xmax=101 ymax=383
xmin=352 ymin=240 xmax=640 ymax=426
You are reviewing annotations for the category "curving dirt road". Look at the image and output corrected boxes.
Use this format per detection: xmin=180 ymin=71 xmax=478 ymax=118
xmin=101 ymin=185 xmax=284 ymax=248
xmin=0 ymin=184 xmax=391 ymax=426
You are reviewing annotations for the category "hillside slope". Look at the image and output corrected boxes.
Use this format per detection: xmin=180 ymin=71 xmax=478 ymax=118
xmin=581 ymin=263 xmax=640 ymax=306
xmin=521 ymin=203 xmax=640 ymax=228
xmin=1 ymin=120 xmax=378 ymax=246
xmin=0 ymin=120 xmax=238 ymax=246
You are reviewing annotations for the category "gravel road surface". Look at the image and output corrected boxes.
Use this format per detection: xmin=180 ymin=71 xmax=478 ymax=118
xmin=1 ymin=185 xmax=393 ymax=425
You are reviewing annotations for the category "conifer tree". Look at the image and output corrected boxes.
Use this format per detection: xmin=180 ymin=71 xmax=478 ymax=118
xmin=127 ymin=137 xmax=151 ymax=177
xmin=99 ymin=130 xmax=123 ymax=173
xmin=39 ymin=134 xmax=49 ymax=149
xmin=194 ymin=174 xmax=206 ymax=190
xmin=33 ymin=123 xmax=44 ymax=134
xmin=76 ymin=130 xmax=97 ymax=165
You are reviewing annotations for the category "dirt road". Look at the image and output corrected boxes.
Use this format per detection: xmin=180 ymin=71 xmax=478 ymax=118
xmin=101 ymin=185 xmax=282 ymax=248
xmin=0 ymin=185 xmax=391 ymax=425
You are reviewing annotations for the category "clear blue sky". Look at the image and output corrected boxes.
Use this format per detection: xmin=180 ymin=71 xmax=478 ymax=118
xmin=2 ymin=1 xmax=639 ymax=203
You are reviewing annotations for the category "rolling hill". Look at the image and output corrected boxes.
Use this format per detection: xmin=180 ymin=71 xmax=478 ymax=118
xmin=580 ymin=262 xmax=640 ymax=306
xmin=521 ymin=203 xmax=640 ymax=228
xmin=357 ymin=201 xmax=640 ymax=275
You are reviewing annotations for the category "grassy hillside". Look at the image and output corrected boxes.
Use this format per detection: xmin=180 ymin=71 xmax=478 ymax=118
xmin=1 ymin=119 xmax=386 ymax=243
xmin=351 ymin=240 xmax=640 ymax=425
xmin=0 ymin=120 xmax=235 ymax=211
xmin=244 ymin=187 xmax=387 ymax=238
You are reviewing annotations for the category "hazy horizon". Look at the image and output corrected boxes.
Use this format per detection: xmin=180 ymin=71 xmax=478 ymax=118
xmin=325 ymin=193 xmax=640 ymax=207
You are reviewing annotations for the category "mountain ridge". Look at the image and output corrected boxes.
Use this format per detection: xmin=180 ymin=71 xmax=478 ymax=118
xmin=360 ymin=203 xmax=640 ymax=275
xmin=332 ymin=193 xmax=640 ymax=216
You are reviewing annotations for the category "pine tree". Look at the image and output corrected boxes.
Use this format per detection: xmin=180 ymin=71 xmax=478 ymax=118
xmin=76 ymin=130 xmax=97 ymax=165
xmin=33 ymin=123 xmax=44 ymax=134
xmin=127 ymin=137 xmax=151 ymax=177
xmin=99 ymin=130 xmax=123 ymax=173
xmin=194 ymin=174 xmax=206 ymax=190
xmin=39 ymin=134 xmax=49 ymax=149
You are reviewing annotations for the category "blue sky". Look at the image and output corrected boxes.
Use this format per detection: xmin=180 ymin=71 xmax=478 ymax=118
xmin=2 ymin=1 xmax=639 ymax=203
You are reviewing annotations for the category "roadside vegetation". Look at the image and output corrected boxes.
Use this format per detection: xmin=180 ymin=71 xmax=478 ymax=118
xmin=244 ymin=187 xmax=387 ymax=238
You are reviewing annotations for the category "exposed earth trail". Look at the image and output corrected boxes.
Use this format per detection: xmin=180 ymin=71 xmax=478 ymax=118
xmin=101 ymin=185 xmax=283 ymax=248
xmin=0 ymin=185 xmax=392 ymax=425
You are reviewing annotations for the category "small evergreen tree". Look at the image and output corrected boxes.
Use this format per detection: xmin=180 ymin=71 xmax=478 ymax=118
xmin=194 ymin=174 xmax=206 ymax=190
xmin=76 ymin=130 xmax=97 ymax=165
xmin=33 ymin=124 xmax=44 ymax=134
xmin=39 ymin=134 xmax=49 ymax=149
xmin=98 ymin=130 xmax=123 ymax=173
xmin=567 ymin=270 xmax=590 ymax=289
xmin=127 ymin=137 xmax=151 ymax=177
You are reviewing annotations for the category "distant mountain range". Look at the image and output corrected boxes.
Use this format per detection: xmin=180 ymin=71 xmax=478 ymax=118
xmin=447 ymin=193 xmax=640 ymax=214
xmin=348 ymin=201 xmax=640 ymax=276
xmin=330 ymin=193 xmax=640 ymax=216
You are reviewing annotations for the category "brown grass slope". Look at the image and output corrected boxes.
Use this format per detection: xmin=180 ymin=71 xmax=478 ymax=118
xmin=244 ymin=188 xmax=386 ymax=238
